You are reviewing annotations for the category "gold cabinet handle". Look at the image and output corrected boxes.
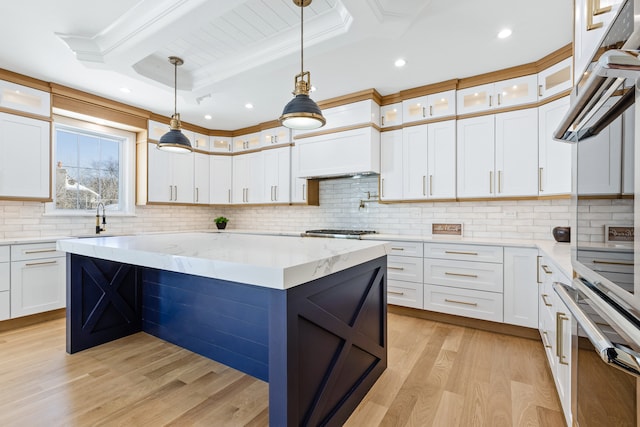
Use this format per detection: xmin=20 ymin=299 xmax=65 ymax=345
xmin=586 ymin=0 xmax=608 ymax=30
xmin=444 ymin=250 xmax=478 ymax=256
xmin=542 ymin=265 xmax=553 ymax=274
xmin=556 ymin=312 xmax=570 ymax=365
xmin=538 ymin=84 xmax=543 ymax=97
xmin=497 ymin=93 xmax=502 ymax=106
xmin=24 ymin=248 xmax=56 ymax=254
xmin=25 ymin=260 xmax=58 ymax=267
xmin=541 ymin=331 xmax=552 ymax=348
xmin=381 ymin=115 xmax=385 ymax=126
xmin=539 ymin=167 xmax=544 ymax=192
xmin=429 ymin=105 xmax=433 ymax=116
xmin=593 ymin=260 xmax=634 ymax=266
xmin=498 ymin=170 xmax=503 ymax=193
xmin=489 ymin=95 xmax=493 ymax=107
xmin=422 ymin=175 xmax=426 ymax=196
xmin=445 ymin=272 xmax=479 ymax=278
xmin=541 ymin=294 xmax=553 ymax=307
xmin=388 ymin=290 xmax=405 ymax=296
xmin=422 ymin=106 xmax=426 ymax=118
xmin=302 ymin=184 xmax=306 ymax=201
xmin=228 ymin=189 xmax=231 ymax=203
xmin=536 ymin=255 xmax=542 ymax=284
xmin=445 ymin=298 xmax=478 ymax=307
xmin=388 ymin=266 xmax=405 ymax=271
xmin=429 ymin=174 xmax=433 ymax=196
xmin=390 ymin=247 xmax=405 ymax=251
xmin=489 ymin=171 xmax=493 ymax=194
xmin=381 ymin=178 xmax=385 ymax=198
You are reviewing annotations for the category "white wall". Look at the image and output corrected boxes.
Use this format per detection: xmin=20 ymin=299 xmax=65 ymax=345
xmin=0 ymin=176 xmax=629 ymax=242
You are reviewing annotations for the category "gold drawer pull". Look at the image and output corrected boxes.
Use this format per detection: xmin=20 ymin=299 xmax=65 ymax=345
xmin=541 ymin=294 xmax=553 ymax=307
xmin=556 ymin=312 xmax=570 ymax=365
xmin=593 ymin=260 xmax=634 ymax=266
xmin=24 ymin=248 xmax=57 ymax=254
xmin=25 ymin=260 xmax=58 ymax=267
xmin=445 ymin=272 xmax=478 ymax=278
xmin=388 ymin=266 xmax=405 ymax=271
xmin=390 ymin=247 xmax=405 ymax=251
xmin=388 ymin=291 xmax=405 ymax=296
xmin=541 ymin=265 xmax=553 ymax=274
xmin=444 ymin=298 xmax=478 ymax=307
xmin=541 ymin=331 xmax=552 ymax=348
xmin=444 ymin=250 xmax=478 ymax=256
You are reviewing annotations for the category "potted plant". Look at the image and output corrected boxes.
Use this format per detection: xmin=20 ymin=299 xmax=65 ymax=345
xmin=214 ymin=216 xmax=229 ymax=230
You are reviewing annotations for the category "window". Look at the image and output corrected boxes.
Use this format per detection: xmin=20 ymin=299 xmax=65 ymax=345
xmin=48 ymin=116 xmax=135 ymax=215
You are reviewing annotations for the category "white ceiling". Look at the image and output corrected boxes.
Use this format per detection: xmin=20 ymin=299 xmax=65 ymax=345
xmin=0 ymin=0 xmax=573 ymax=130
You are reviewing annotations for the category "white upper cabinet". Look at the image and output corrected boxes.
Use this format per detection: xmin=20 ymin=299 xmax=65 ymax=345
xmin=402 ymin=90 xmax=456 ymax=124
xmin=380 ymin=129 xmax=403 ymax=200
xmin=457 ymin=75 xmax=538 ymax=115
xmin=0 ymin=80 xmax=51 ymax=118
xmin=457 ymin=116 xmax=495 ymax=198
xmin=233 ymin=151 xmax=264 ymax=203
xmin=193 ymin=152 xmax=210 ymax=205
xmin=402 ymin=125 xmax=429 ymax=200
xmin=232 ymin=131 xmax=261 ymax=152
xmin=0 ymin=113 xmax=50 ymax=199
xmin=495 ymin=108 xmax=539 ymax=197
xmin=193 ymin=133 xmax=210 ymax=151
xmin=295 ymin=100 xmax=379 ymax=138
xmin=210 ymin=155 xmax=232 ymax=204
xmin=260 ymin=126 xmax=291 ymax=146
xmin=263 ymin=146 xmax=291 ymax=204
xmin=380 ymin=103 xmax=402 ymax=128
xmin=538 ymin=57 xmax=573 ymax=100
xmin=210 ymin=136 xmax=232 ymax=153
xmin=538 ymin=97 xmax=572 ymax=195
xmin=147 ymin=143 xmax=194 ymax=204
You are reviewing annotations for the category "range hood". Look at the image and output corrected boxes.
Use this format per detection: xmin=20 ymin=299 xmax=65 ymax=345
xmin=554 ymin=0 xmax=640 ymax=142
xmin=293 ymin=126 xmax=380 ymax=179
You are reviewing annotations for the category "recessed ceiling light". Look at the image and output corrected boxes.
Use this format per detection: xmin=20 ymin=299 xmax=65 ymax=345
xmin=245 ymin=103 xmax=254 ymax=109
xmin=497 ymin=28 xmax=512 ymax=39
xmin=204 ymin=114 xmax=212 ymax=120
xmin=394 ymin=58 xmax=406 ymax=68
xmin=119 ymin=87 xmax=131 ymax=94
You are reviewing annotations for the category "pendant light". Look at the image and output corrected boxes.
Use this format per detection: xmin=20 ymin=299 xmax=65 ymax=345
xmin=158 ymin=56 xmax=193 ymax=153
xmin=279 ymin=0 xmax=326 ymax=130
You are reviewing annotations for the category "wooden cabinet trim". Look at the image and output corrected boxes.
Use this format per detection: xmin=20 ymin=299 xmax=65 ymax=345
xmin=317 ymin=88 xmax=382 ymax=110
xmin=457 ymin=63 xmax=539 ymax=90
xmin=0 ymin=68 xmax=51 ymax=92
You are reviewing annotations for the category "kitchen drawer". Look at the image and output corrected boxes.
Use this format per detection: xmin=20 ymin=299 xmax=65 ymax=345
xmin=424 ymin=243 xmax=503 ymax=263
xmin=0 ymin=291 xmax=8 ymax=321
xmin=11 ymin=242 xmax=64 ymax=261
xmin=387 ymin=280 xmax=423 ymax=309
xmin=423 ymin=284 xmax=503 ymax=322
xmin=0 ymin=246 xmax=8 ymax=262
xmin=0 ymin=262 xmax=9 ymax=291
xmin=388 ymin=255 xmax=423 ymax=283
xmin=424 ymin=258 xmax=503 ymax=293
xmin=386 ymin=241 xmax=424 ymax=257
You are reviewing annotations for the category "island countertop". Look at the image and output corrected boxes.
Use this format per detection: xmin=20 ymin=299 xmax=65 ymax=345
xmin=57 ymin=232 xmax=389 ymax=290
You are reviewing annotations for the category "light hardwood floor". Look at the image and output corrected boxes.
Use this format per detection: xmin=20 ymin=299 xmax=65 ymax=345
xmin=0 ymin=313 xmax=564 ymax=426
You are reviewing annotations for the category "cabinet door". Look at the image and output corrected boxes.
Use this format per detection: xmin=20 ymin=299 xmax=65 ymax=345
xmin=538 ymin=97 xmax=572 ymax=195
xmin=493 ymin=75 xmax=538 ymax=108
xmin=380 ymin=103 xmax=402 ymax=128
xmin=232 ymin=132 xmax=260 ymax=152
xmin=428 ymin=89 xmax=456 ymax=118
xmin=232 ymin=154 xmax=248 ymax=203
xmin=210 ymin=136 xmax=232 ymax=153
xmin=0 ymin=114 xmax=50 ymax=199
xmin=427 ymin=120 xmax=456 ymax=199
xmin=263 ymin=147 xmax=290 ymax=203
xmin=193 ymin=133 xmax=210 ymax=151
xmin=246 ymin=152 xmax=264 ymax=203
xmin=495 ymin=108 xmax=539 ymax=197
xmin=402 ymin=96 xmax=429 ymax=123
xmin=457 ymin=83 xmax=493 ymax=115
xmin=457 ymin=116 xmax=495 ymax=198
xmin=577 ymin=114 xmax=622 ymax=195
xmin=504 ymin=247 xmax=538 ymax=328
xmin=11 ymin=257 xmax=66 ymax=318
xmin=290 ymin=144 xmax=307 ymax=203
xmin=0 ymin=80 xmax=51 ymax=117
xmin=210 ymin=155 xmax=232 ymax=204
xmin=380 ymin=130 xmax=403 ymax=200
xmin=402 ymin=124 xmax=429 ymax=199
xmin=170 ymin=151 xmax=194 ymax=204
xmin=193 ymin=152 xmax=210 ymax=205
xmin=147 ymin=143 xmax=172 ymax=202
xmin=538 ymin=57 xmax=573 ymax=100
xmin=261 ymin=126 xmax=290 ymax=146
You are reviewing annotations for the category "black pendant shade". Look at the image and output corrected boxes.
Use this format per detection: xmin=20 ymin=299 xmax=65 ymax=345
xmin=280 ymin=93 xmax=326 ymax=130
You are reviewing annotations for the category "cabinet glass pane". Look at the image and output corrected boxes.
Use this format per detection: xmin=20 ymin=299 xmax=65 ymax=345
xmin=432 ymin=97 xmax=450 ymax=114
xmin=383 ymin=108 xmax=399 ymax=124
xmin=545 ymin=66 xmax=571 ymax=91
xmin=1 ymin=88 xmax=43 ymax=111
xmin=497 ymin=82 xmax=530 ymax=103
xmin=211 ymin=137 xmax=230 ymax=151
xmin=407 ymin=102 xmax=426 ymax=119
xmin=194 ymin=135 xmax=209 ymax=149
xmin=463 ymin=91 xmax=489 ymax=109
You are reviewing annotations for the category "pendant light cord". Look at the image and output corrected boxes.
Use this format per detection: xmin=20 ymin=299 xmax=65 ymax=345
xmin=300 ymin=2 xmax=304 ymax=76
xmin=173 ymin=61 xmax=178 ymax=117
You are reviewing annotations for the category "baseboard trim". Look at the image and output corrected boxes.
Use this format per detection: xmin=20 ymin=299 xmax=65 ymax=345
xmin=0 ymin=308 xmax=66 ymax=332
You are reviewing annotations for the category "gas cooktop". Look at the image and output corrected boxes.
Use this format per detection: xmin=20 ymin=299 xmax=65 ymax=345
xmin=303 ymin=229 xmax=377 ymax=239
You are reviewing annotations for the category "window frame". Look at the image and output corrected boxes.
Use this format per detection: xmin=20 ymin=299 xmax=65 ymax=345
xmin=45 ymin=115 xmax=136 ymax=217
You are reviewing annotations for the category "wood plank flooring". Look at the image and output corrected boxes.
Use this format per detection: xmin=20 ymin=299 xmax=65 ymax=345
xmin=0 ymin=313 xmax=564 ymax=426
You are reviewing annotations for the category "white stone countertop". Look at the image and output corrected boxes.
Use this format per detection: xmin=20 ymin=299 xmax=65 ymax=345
xmin=57 ymin=232 xmax=389 ymax=290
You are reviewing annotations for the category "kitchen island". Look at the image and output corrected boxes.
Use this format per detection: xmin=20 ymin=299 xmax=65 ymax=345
xmin=57 ymin=232 xmax=388 ymax=427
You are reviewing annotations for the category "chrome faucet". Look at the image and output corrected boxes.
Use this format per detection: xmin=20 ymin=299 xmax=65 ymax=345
xmin=96 ymin=202 xmax=107 ymax=234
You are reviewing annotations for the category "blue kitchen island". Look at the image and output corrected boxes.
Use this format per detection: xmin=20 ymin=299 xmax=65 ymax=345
xmin=58 ymin=232 xmax=388 ymax=426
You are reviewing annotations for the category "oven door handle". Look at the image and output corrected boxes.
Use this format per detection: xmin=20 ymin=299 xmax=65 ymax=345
xmin=554 ymin=281 xmax=640 ymax=378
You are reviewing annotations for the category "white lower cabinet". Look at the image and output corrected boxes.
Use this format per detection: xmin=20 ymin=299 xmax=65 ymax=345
xmin=0 ymin=246 xmax=9 ymax=320
xmin=9 ymin=242 xmax=66 ymax=319
xmin=423 ymin=284 xmax=503 ymax=322
xmin=385 ymin=241 xmax=424 ymax=309
xmin=503 ymin=247 xmax=539 ymax=328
